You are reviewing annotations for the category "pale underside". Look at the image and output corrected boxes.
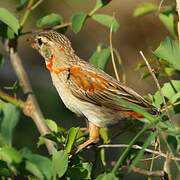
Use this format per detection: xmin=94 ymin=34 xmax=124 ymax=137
xmin=50 ymin=72 xmax=125 ymax=127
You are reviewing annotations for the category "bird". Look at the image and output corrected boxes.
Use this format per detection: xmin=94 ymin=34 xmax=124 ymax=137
xmin=28 ymin=30 xmax=157 ymax=154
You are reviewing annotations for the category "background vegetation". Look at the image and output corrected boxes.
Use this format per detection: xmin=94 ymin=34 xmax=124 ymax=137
xmin=0 ymin=0 xmax=180 ymax=179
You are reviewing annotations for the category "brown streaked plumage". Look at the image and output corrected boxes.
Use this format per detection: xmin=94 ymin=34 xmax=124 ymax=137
xmin=28 ymin=30 xmax=157 ymax=154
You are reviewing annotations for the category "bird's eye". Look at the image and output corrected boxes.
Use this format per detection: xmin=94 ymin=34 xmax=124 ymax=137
xmin=37 ymin=38 xmax=43 ymax=46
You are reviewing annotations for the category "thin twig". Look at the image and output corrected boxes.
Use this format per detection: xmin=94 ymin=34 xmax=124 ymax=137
xmin=20 ymin=0 xmax=35 ymax=27
xmin=161 ymin=133 xmax=180 ymax=171
xmin=148 ymin=136 xmax=160 ymax=180
xmin=98 ymin=144 xmax=180 ymax=161
xmin=20 ymin=0 xmax=45 ymax=28
xmin=111 ymin=125 xmax=150 ymax=174
xmin=20 ymin=22 xmax=72 ymax=36
xmin=141 ymin=155 xmax=161 ymax=161
xmin=109 ymin=15 xmax=120 ymax=82
xmin=4 ymin=43 xmax=55 ymax=154
xmin=161 ymin=101 xmax=180 ymax=112
xmin=0 ymin=90 xmax=24 ymax=108
xmin=139 ymin=51 xmax=171 ymax=120
xmin=122 ymin=166 xmax=165 ymax=177
xmin=158 ymin=0 xmax=165 ymax=12
xmin=31 ymin=0 xmax=44 ymax=10
xmin=163 ymin=153 xmax=172 ymax=180
xmin=112 ymin=48 xmax=126 ymax=83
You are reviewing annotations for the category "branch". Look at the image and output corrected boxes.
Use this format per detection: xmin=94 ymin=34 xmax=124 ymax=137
xmin=112 ymin=48 xmax=126 ymax=84
xmin=158 ymin=0 xmax=165 ymax=12
xmin=98 ymin=144 xmax=180 ymax=161
xmin=139 ymin=51 xmax=171 ymax=120
xmin=20 ymin=22 xmax=72 ymax=36
xmin=122 ymin=166 xmax=165 ymax=177
xmin=20 ymin=0 xmax=44 ymax=27
xmin=163 ymin=153 xmax=172 ymax=180
xmin=20 ymin=0 xmax=35 ymax=27
xmin=109 ymin=14 xmax=120 ymax=82
xmin=31 ymin=0 xmax=44 ymax=10
xmin=4 ymin=41 xmax=55 ymax=154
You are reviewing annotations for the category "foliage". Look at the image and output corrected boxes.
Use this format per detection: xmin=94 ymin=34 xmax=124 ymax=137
xmin=133 ymin=2 xmax=158 ymax=17
xmin=0 ymin=0 xmax=180 ymax=179
xmin=154 ymin=37 xmax=180 ymax=70
xmin=36 ymin=13 xmax=63 ymax=28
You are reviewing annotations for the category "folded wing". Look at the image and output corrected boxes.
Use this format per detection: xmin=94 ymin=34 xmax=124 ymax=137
xmin=66 ymin=62 xmax=155 ymax=114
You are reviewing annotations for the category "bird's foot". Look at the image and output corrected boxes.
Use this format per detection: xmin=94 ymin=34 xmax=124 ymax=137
xmin=69 ymin=122 xmax=100 ymax=158
xmin=69 ymin=137 xmax=99 ymax=158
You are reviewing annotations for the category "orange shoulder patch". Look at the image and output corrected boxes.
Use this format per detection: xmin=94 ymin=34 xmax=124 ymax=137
xmin=70 ymin=66 xmax=109 ymax=92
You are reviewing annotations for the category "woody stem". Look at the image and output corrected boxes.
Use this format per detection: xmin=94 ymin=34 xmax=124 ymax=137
xmin=4 ymin=40 xmax=55 ymax=154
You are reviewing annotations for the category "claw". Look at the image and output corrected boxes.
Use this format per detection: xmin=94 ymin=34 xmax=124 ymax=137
xmin=70 ymin=122 xmax=100 ymax=158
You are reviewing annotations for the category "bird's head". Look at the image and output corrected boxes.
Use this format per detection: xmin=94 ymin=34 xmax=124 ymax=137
xmin=27 ymin=30 xmax=74 ymax=61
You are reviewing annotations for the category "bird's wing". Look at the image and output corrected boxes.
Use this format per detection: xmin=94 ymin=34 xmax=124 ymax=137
xmin=67 ymin=62 xmax=153 ymax=113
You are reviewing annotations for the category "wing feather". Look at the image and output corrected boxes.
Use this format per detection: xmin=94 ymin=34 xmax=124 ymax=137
xmin=66 ymin=62 xmax=155 ymax=113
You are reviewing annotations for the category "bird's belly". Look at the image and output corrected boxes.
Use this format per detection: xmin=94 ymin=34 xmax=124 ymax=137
xmin=51 ymin=73 xmax=84 ymax=115
xmin=50 ymin=73 xmax=122 ymax=127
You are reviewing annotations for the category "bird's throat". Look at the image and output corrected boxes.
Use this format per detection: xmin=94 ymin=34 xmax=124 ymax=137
xmin=46 ymin=54 xmax=68 ymax=74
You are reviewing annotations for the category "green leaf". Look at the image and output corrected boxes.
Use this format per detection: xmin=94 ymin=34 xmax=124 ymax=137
xmin=152 ymin=80 xmax=180 ymax=107
xmin=25 ymin=161 xmax=44 ymax=180
xmin=36 ymin=13 xmax=63 ymax=28
xmin=140 ymin=71 xmax=151 ymax=79
xmin=0 ymin=22 xmax=15 ymax=39
xmin=161 ymin=4 xmax=176 ymax=15
xmin=113 ymin=96 xmax=159 ymax=123
xmin=71 ymin=12 xmax=87 ymax=33
xmin=65 ymin=127 xmax=80 ymax=153
xmin=37 ymin=136 xmax=45 ymax=148
xmin=111 ymin=125 xmax=151 ymax=174
xmin=81 ymin=163 xmax=92 ymax=179
xmin=16 ymin=0 xmax=29 ymax=11
xmin=1 ymin=103 xmax=20 ymax=146
xmin=89 ymin=0 xmax=112 ymax=16
xmin=96 ymin=173 xmax=118 ymax=180
xmin=67 ymin=163 xmax=92 ymax=179
xmin=0 ymin=54 xmax=4 ymax=68
xmin=129 ymin=131 xmax=157 ymax=169
xmin=164 ymin=67 xmax=175 ymax=76
xmin=159 ymin=13 xmax=176 ymax=38
xmin=0 ymin=8 xmax=20 ymax=34
xmin=133 ymin=2 xmax=158 ymax=17
xmin=0 ymin=147 xmax=22 ymax=164
xmin=167 ymin=135 xmax=177 ymax=150
xmin=52 ymin=150 xmax=68 ymax=178
xmin=89 ymin=45 xmax=110 ymax=70
xmin=92 ymin=14 xmax=119 ymax=31
xmin=100 ymin=128 xmax=110 ymax=144
xmin=3 ymin=81 xmax=20 ymax=91
xmin=170 ymin=92 xmax=180 ymax=104
xmin=154 ymin=37 xmax=180 ymax=71
xmin=45 ymin=119 xmax=58 ymax=132
xmin=0 ymin=161 xmax=11 ymax=176
xmin=95 ymin=0 xmax=112 ymax=9
xmin=24 ymin=152 xmax=53 ymax=180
